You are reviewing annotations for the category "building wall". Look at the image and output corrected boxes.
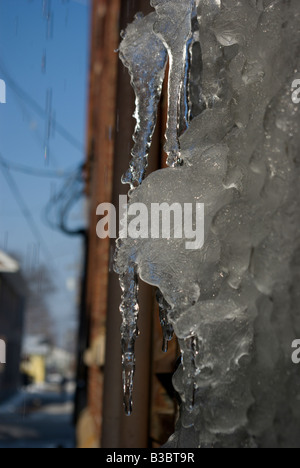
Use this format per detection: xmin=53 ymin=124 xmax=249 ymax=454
xmin=78 ymin=0 xmax=178 ymax=448
xmin=76 ymin=0 xmax=120 ymax=448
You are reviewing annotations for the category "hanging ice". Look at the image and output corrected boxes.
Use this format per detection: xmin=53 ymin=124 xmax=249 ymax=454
xmin=150 ymin=0 xmax=196 ymax=166
xmin=156 ymin=289 xmax=174 ymax=353
xmin=117 ymin=259 xmax=139 ymax=416
xmin=119 ymin=1 xmax=199 ymax=186
xmin=117 ymin=13 xmax=168 ymax=414
xmin=116 ymin=0 xmax=198 ymax=415
xmin=119 ymin=13 xmax=167 ymax=188
xmin=115 ymin=0 xmax=300 ymax=448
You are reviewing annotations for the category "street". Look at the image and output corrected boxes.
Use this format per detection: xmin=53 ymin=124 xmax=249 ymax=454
xmin=0 ymin=385 xmax=75 ymax=448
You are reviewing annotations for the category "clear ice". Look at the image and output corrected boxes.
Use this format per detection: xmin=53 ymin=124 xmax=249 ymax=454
xmin=115 ymin=0 xmax=300 ymax=447
xmin=118 ymin=260 xmax=139 ymax=416
xmin=156 ymin=289 xmax=174 ymax=353
xmin=150 ymin=0 xmax=196 ymax=166
xmin=119 ymin=13 xmax=167 ymax=188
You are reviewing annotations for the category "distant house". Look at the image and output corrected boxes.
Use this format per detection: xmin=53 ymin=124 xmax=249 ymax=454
xmin=21 ymin=335 xmax=50 ymax=385
xmin=0 ymin=251 xmax=26 ymax=401
xmin=46 ymin=347 xmax=74 ymax=376
xmin=22 ymin=335 xmax=74 ymax=385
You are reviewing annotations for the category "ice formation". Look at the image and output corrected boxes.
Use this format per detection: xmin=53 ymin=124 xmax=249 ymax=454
xmin=115 ymin=0 xmax=300 ymax=448
xmin=150 ymin=0 xmax=196 ymax=166
xmin=156 ymin=289 xmax=174 ymax=353
xmin=118 ymin=259 xmax=139 ymax=416
xmin=119 ymin=13 xmax=167 ymax=188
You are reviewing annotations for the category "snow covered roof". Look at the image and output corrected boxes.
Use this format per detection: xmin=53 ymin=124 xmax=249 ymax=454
xmin=0 ymin=251 xmax=19 ymax=273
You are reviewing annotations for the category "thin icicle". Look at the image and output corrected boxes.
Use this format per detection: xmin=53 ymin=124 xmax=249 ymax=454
xmin=156 ymin=289 xmax=174 ymax=352
xmin=180 ymin=335 xmax=199 ymax=411
xmin=119 ymin=262 xmax=139 ymax=416
xmin=119 ymin=13 xmax=167 ymax=189
xmin=151 ymin=0 xmax=195 ymax=167
xmin=187 ymin=6 xmax=204 ymax=121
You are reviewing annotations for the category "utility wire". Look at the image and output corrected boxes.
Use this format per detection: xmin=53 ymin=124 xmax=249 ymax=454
xmin=0 ymin=63 xmax=85 ymax=153
xmin=0 ymin=152 xmax=54 ymax=266
xmin=45 ymin=165 xmax=86 ymax=237
xmin=0 ymin=154 xmax=75 ymax=179
xmin=0 ymin=153 xmax=82 ymax=293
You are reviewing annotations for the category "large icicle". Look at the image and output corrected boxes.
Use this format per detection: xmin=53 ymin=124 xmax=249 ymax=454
xmin=116 ymin=11 xmax=168 ymax=415
xmin=116 ymin=1 xmax=198 ymax=415
xmin=151 ymin=0 xmax=196 ymax=167
xmin=119 ymin=13 xmax=167 ymax=189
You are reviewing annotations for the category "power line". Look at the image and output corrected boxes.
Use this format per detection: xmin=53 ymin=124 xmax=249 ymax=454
xmin=0 ymin=154 xmax=75 ymax=179
xmin=0 ymin=63 xmax=85 ymax=153
xmin=0 ymin=152 xmax=54 ymax=266
xmin=0 ymin=153 xmax=83 ymax=298
xmin=45 ymin=165 xmax=86 ymax=237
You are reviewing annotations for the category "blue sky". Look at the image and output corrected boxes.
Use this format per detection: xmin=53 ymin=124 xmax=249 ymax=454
xmin=0 ymin=0 xmax=90 ymax=344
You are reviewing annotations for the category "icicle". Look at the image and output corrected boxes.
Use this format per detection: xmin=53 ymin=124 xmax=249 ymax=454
xmin=116 ymin=1 xmax=198 ymax=416
xmin=156 ymin=290 xmax=174 ymax=353
xmin=119 ymin=262 xmax=139 ymax=416
xmin=116 ymin=11 xmax=167 ymax=416
xmin=119 ymin=13 xmax=168 ymax=189
xmin=181 ymin=335 xmax=199 ymax=411
xmin=151 ymin=0 xmax=195 ymax=167
xmin=187 ymin=5 xmax=204 ymax=121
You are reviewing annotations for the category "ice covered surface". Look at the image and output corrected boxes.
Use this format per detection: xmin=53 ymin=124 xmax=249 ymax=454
xmin=116 ymin=0 xmax=300 ymax=447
